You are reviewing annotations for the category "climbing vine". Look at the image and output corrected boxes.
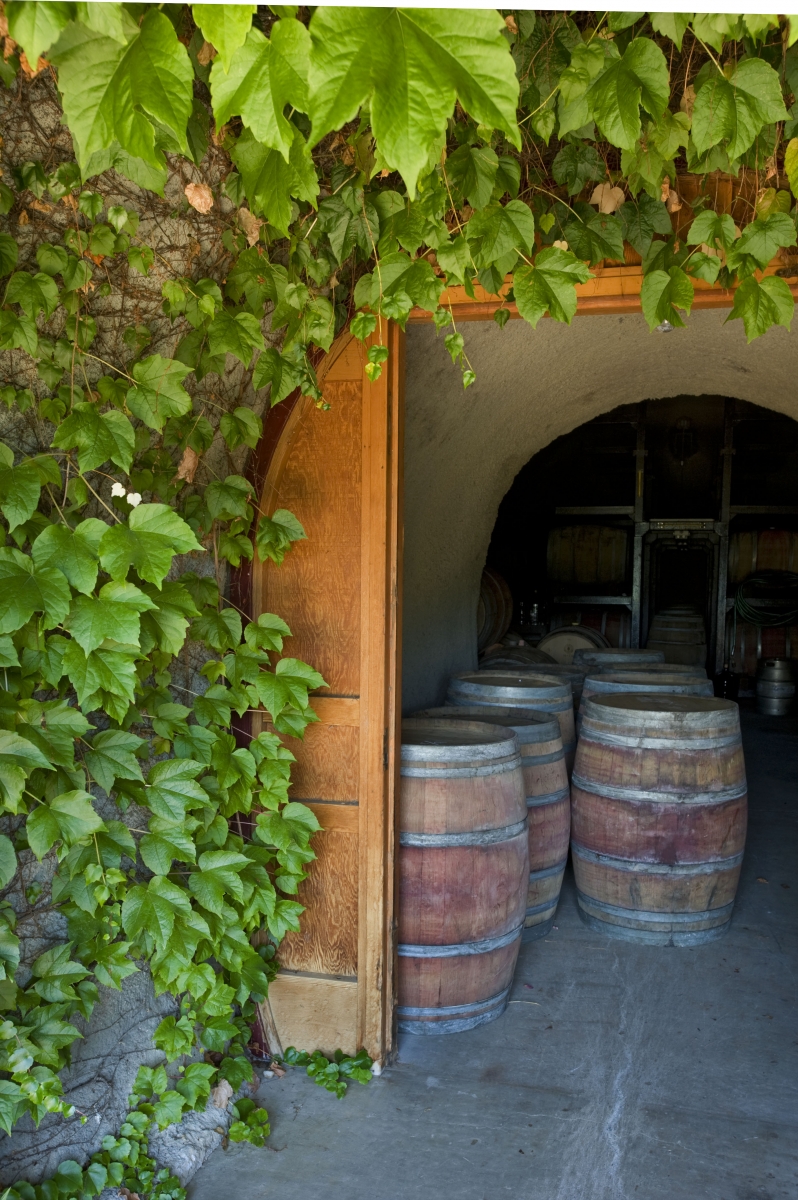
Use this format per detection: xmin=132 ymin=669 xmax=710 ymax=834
xmin=0 ymin=4 xmax=798 ymax=1196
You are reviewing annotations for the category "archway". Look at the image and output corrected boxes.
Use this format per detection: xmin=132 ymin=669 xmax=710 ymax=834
xmin=401 ymin=310 xmax=798 ymax=711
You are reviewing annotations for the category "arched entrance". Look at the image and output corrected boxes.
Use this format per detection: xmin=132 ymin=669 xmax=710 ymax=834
xmin=252 ymin=275 xmax=798 ymax=1062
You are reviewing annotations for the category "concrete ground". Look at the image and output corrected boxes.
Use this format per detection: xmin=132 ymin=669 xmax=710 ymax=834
xmin=189 ymin=706 xmax=798 ymax=1200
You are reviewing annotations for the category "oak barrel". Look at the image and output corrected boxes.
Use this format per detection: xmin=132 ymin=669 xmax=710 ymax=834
xmin=729 ymin=529 xmax=798 ymax=584
xmin=547 ymin=525 xmax=628 ymax=586
xmin=479 ymin=645 xmax=556 ymax=670
xmin=573 ymin=647 xmax=665 ymax=670
xmin=603 ymin=661 xmax=707 ymax=678
xmin=477 ymin=568 xmax=513 ymax=652
xmin=447 ymin=672 xmax=576 ymax=773
xmin=647 ymin=609 xmax=707 ymax=667
xmin=582 ymin=671 xmax=715 ymax=703
xmin=571 ymin=695 xmax=747 ymax=946
xmin=418 ymin=707 xmax=570 ymax=940
xmin=537 ymin=624 xmax=609 ymax=664
xmin=398 ymin=719 xmax=528 ymax=1034
xmin=510 ymin=662 xmax=588 ymax=708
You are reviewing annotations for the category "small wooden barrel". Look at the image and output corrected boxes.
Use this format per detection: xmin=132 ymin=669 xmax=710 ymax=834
xmin=582 ymin=671 xmax=715 ymax=703
xmin=537 ymin=624 xmax=609 ymax=664
xmin=398 ymin=719 xmax=528 ymax=1034
xmin=647 ymin=610 xmax=707 ymax=667
xmin=573 ymin=648 xmax=665 ymax=670
xmin=417 ymin=706 xmax=570 ymax=940
xmin=571 ymin=695 xmax=747 ymax=946
xmin=447 ymin=672 xmax=576 ymax=773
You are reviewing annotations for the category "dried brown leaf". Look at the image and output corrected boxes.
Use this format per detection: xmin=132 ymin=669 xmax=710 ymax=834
xmin=590 ymin=182 xmax=624 ymax=214
xmin=680 ymin=86 xmax=696 ymax=119
xmin=174 ymin=446 xmax=199 ymax=484
xmin=211 ymin=1079 xmax=234 ymax=1109
xmin=196 ymin=40 xmax=217 ymax=66
xmin=17 ymin=210 xmax=28 ymax=225
xmin=504 ymin=14 xmax=518 ymax=34
xmin=185 ymin=182 xmax=214 ymax=214
xmin=238 ymin=206 xmax=263 ymax=247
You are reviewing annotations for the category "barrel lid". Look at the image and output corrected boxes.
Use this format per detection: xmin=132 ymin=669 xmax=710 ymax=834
xmin=414 ymin=705 xmax=561 ymax=742
xmin=401 ymin=718 xmax=518 ymax=762
xmin=452 ymin=671 xmax=568 ymax=695
xmin=585 ymin=671 xmax=714 ymax=693
xmin=580 ymin=693 xmax=740 ymax=737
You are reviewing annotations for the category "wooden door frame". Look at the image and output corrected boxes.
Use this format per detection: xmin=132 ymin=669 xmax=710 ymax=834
xmin=244 ymin=258 xmax=797 ymax=1064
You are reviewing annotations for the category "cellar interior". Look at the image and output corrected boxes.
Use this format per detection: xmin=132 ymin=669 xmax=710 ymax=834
xmin=484 ymin=395 xmax=798 ymax=687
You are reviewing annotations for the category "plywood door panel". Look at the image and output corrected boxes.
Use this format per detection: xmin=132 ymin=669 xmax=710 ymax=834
xmin=262 ymin=383 xmax=362 ymax=695
xmin=254 ymin=328 xmax=402 ymax=1065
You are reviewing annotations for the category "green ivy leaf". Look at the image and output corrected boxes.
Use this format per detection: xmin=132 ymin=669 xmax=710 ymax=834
xmin=126 ymin=354 xmax=193 ymax=432
xmin=686 ymin=210 xmax=738 ymax=254
xmin=255 ymin=509 xmax=306 ymax=565
xmin=192 ymin=607 xmax=242 ymax=651
xmin=122 ymin=876 xmax=188 ymax=950
xmin=640 ymin=265 xmax=694 ymax=331
xmin=692 ymin=59 xmax=788 ymax=163
xmin=514 ymin=247 xmax=592 ymax=328
xmin=551 ymin=142 xmax=604 ymax=196
xmin=210 ymin=20 xmax=309 ymax=156
xmin=231 ymin=124 xmax=318 ymax=236
xmin=189 ymin=849 xmax=251 ymax=914
xmin=67 ymin=580 xmax=156 ymax=654
xmin=588 ymin=38 xmax=669 ymax=150
xmin=30 ymin=943 xmax=89 ymax=1002
xmin=207 ymin=309 xmax=265 ymax=368
xmin=49 ymin=10 xmax=193 ymax=173
xmin=220 ymin=406 xmax=263 ymax=450
xmin=62 ymin=641 xmax=138 ymax=715
xmin=51 ymin=403 xmax=134 ymax=474
xmin=84 ymin=729 xmax=145 ymax=795
xmin=726 ymin=213 xmax=797 ymax=275
xmin=649 ymin=13 xmax=691 ymax=50
xmin=563 ymin=210 xmax=625 ymax=265
xmin=786 ymin=138 xmax=798 ymax=200
xmin=193 ymin=3 xmax=256 ymax=73
xmin=99 ymin=503 xmax=203 ymax=588
xmin=0 ymin=459 xmax=41 ymax=532
xmin=252 ymin=347 xmax=303 ymax=404
xmin=727 ymin=275 xmax=794 ymax=342
xmin=0 ymin=550 xmax=71 ymax=633
xmin=31 ymin=519 xmax=108 ymax=596
xmin=6 ymin=1 xmax=72 ymax=64
xmin=446 ymin=143 xmax=499 ymax=210
xmin=6 ymin=271 xmax=59 ymax=319
xmin=0 ymin=837 xmax=16 ymax=889
xmin=465 ymin=200 xmax=535 ymax=270
xmin=27 ymin=791 xmax=106 ymax=859
xmin=205 ymin=475 xmax=252 ymax=521
xmin=146 ymin=758 xmax=209 ymax=820
xmin=307 ymin=7 xmax=520 ymax=197
xmin=0 ymin=234 xmax=19 ymax=279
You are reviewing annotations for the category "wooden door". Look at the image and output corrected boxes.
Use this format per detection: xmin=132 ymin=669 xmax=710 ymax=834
xmin=252 ymin=327 xmax=403 ymax=1065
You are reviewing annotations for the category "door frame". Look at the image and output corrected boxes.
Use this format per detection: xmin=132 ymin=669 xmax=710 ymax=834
xmin=245 ymin=259 xmax=797 ymax=1063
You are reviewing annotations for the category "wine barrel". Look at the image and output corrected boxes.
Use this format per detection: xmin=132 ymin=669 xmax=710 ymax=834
xmin=417 ymin=706 xmax=570 ymax=941
xmin=477 ymin=568 xmax=513 ymax=652
xmin=447 ymin=672 xmax=576 ymax=773
xmin=547 ymin=525 xmax=628 ymax=586
xmin=647 ymin=609 xmax=707 ymax=667
xmin=397 ymin=719 xmax=528 ymax=1034
xmin=537 ymin=625 xmax=610 ymax=664
xmin=604 ymin=662 xmax=707 ymax=678
xmin=511 ymin=662 xmax=587 ymax=708
xmin=479 ymin=645 xmax=556 ymax=670
xmin=729 ymin=529 xmax=798 ymax=584
xmin=573 ymin=648 xmax=665 ymax=670
xmin=571 ymin=695 xmax=747 ymax=946
xmin=582 ymin=671 xmax=715 ymax=704
xmin=756 ymin=658 xmax=796 ymax=716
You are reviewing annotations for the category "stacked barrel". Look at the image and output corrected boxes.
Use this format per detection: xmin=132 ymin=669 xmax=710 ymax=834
xmin=398 ymin=649 xmax=748 ymax=1035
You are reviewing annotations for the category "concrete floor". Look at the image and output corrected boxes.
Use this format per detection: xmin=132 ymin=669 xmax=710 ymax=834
xmin=189 ymin=706 xmax=798 ymax=1200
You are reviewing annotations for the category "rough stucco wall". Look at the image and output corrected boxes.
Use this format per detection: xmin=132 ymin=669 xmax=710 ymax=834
xmin=402 ymin=309 xmax=798 ymax=713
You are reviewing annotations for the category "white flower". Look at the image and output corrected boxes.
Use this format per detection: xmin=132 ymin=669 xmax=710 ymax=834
xmin=111 ymin=482 xmax=126 ymax=498
xmin=126 ymin=492 xmax=142 ymax=507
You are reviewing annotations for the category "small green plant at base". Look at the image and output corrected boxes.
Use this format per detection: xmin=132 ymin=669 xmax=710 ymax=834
xmin=280 ymin=1047 xmax=374 ymax=1099
xmin=228 ymin=1098 xmax=271 ymax=1146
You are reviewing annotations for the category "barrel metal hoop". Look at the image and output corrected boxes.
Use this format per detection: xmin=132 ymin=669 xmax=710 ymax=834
xmin=578 ymin=728 xmax=741 ymax=751
xmin=521 ymin=749 xmax=565 ymax=767
xmin=576 ymin=891 xmax=735 ymax=925
xmin=571 ymin=842 xmax=745 ymax=875
xmin=400 ymin=819 xmax=528 ymax=848
xmin=572 ymin=774 xmax=748 ymax=806
xmin=529 ymin=858 xmax=568 ymax=882
xmin=396 ymin=986 xmax=511 ymax=1019
xmin=527 ymin=785 xmax=570 ymax=809
xmin=451 ymin=694 xmax=571 ymax=714
xmin=401 ymin=756 xmax=521 ymax=779
xmin=397 ymin=923 xmax=523 ymax=959
xmin=525 ymin=898 xmax=559 ymax=917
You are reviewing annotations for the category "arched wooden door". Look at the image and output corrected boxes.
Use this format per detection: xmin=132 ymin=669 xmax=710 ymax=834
xmin=252 ymin=327 xmax=403 ymax=1065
